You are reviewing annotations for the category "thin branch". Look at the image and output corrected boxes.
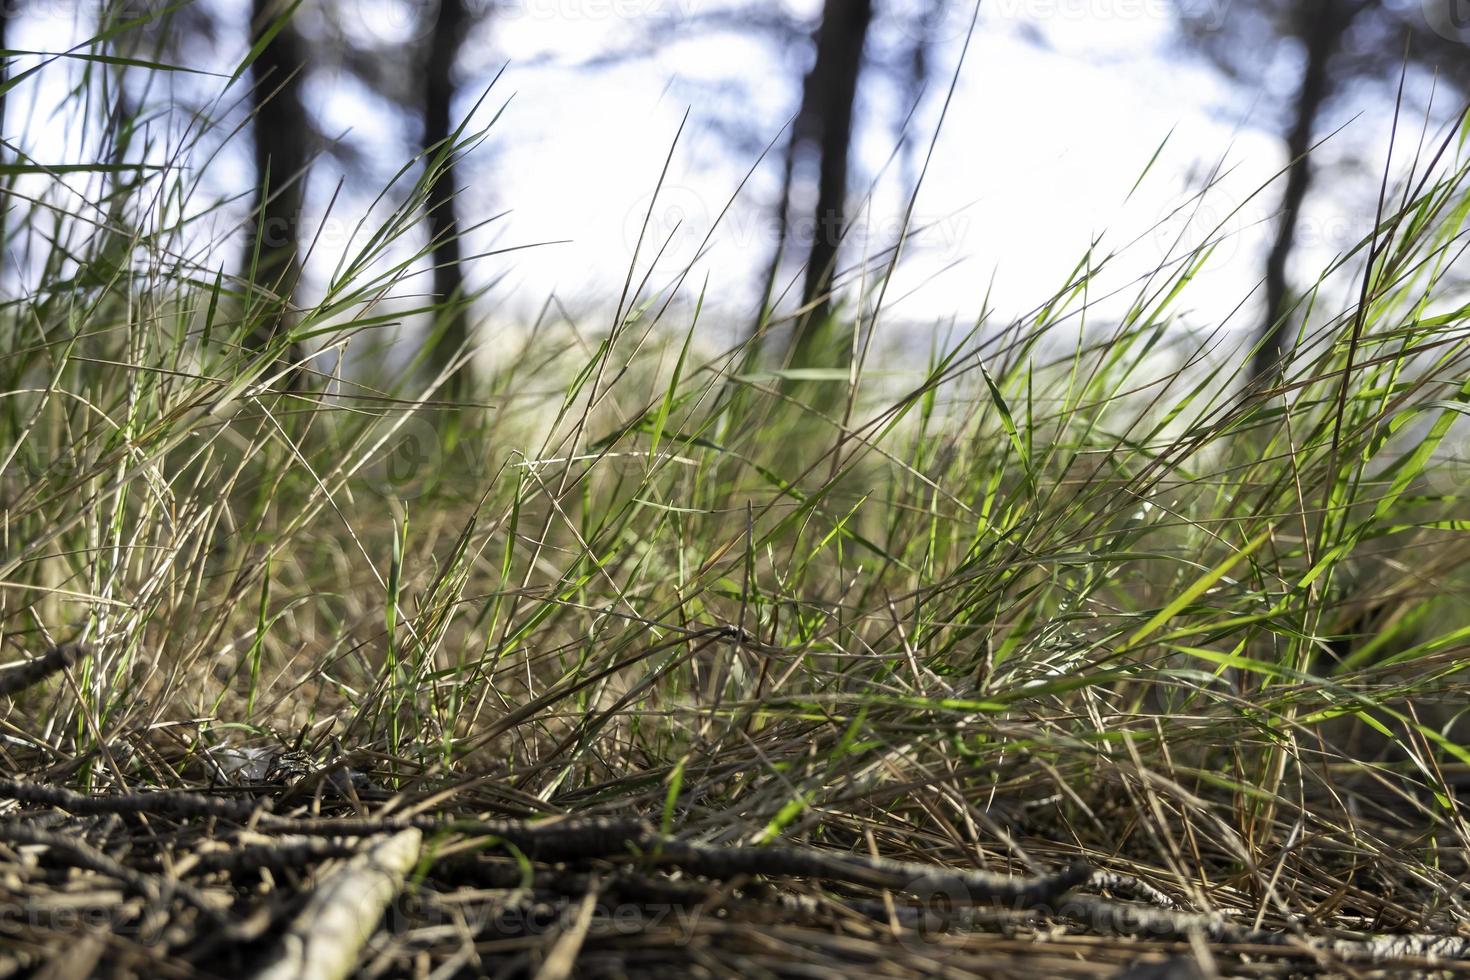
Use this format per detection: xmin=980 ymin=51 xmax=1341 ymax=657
xmin=0 ymin=643 xmax=90 ymax=698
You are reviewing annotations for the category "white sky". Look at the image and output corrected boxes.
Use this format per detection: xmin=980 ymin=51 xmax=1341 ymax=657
xmin=374 ymin=0 xmax=1447 ymax=346
xmin=5 ymin=0 xmax=1459 ymax=355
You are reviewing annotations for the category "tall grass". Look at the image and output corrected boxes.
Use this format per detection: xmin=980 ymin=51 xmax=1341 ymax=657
xmin=4 ymin=6 xmax=1470 ymax=931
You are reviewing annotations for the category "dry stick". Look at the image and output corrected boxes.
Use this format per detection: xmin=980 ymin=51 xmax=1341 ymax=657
xmin=1088 ymin=869 xmax=1182 ymax=910
xmin=1055 ymin=894 xmax=1470 ymax=965
xmin=792 ymin=889 xmax=1043 ymax=933
xmin=0 ymin=643 xmax=91 ymax=698
xmin=443 ymin=859 xmax=933 ymax=933
xmin=826 ymin=891 xmax=1470 ymax=967
xmin=251 ymin=828 xmax=423 ymax=980
xmin=0 ymin=777 xmax=647 ymax=860
xmin=0 ymin=776 xmax=258 ymax=821
xmin=266 ymin=815 xmax=1090 ymax=906
xmin=254 ymin=813 xmax=658 ymax=863
xmin=641 ymin=840 xmax=1093 ymax=907
xmin=178 ymin=838 xmax=361 ymax=877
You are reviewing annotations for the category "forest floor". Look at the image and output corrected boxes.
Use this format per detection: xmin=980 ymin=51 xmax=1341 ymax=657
xmin=2 ymin=639 xmax=1468 ymax=978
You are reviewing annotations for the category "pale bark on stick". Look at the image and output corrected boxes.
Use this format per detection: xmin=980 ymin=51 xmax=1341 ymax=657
xmin=1056 ymin=894 xmax=1470 ymax=964
xmin=252 ymin=828 xmax=422 ymax=980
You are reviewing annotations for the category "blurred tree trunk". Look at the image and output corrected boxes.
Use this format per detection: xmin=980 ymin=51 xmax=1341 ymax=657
xmin=793 ymin=0 xmax=872 ymax=356
xmin=422 ymin=0 xmax=472 ymax=400
xmin=1249 ymin=0 xmax=1352 ymax=388
xmin=246 ymin=0 xmax=310 ymax=376
xmin=1 ymin=5 xmax=10 ymax=277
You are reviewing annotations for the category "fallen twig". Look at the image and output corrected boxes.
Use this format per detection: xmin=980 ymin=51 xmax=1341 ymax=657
xmin=178 ymin=838 xmax=362 ymax=877
xmin=0 ymin=644 xmax=90 ymax=698
xmin=1088 ymin=869 xmax=1183 ymax=910
xmin=641 ymin=839 xmax=1092 ymax=907
xmin=1053 ymin=893 xmax=1470 ymax=965
xmin=264 ymin=815 xmax=1091 ymax=906
xmin=253 ymin=813 xmax=656 ymax=861
xmin=0 ymin=776 xmax=258 ymax=821
xmin=250 ymin=828 xmax=422 ymax=980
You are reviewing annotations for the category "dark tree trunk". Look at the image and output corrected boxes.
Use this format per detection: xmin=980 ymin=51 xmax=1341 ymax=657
xmin=423 ymin=0 xmax=472 ymax=399
xmin=1 ymin=4 xmax=10 ymax=276
xmin=246 ymin=0 xmax=311 ymax=373
xmin=1250 ymin=0 xmax=1352 ymax=388
xmin=797 ymin=0 xmax=872 ymax=343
